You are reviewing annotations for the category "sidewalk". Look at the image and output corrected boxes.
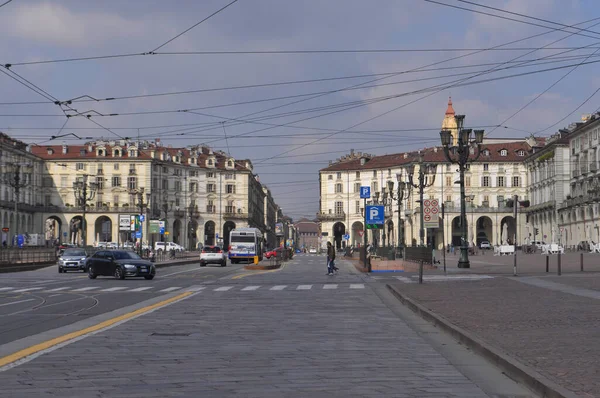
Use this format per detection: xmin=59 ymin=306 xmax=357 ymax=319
xmin=387 ymin=274 xmax=600 ymax=397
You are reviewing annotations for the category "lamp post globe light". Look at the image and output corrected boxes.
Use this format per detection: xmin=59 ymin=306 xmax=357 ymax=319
xmin=405 ymin=155 xmax=437 ymax=247
xmin=73 ymin=174 xmax=98 ymax=247
xmin=387 ymin=175 xmax=407 ymax=256
xmin=440 ymin=114 xmax=484 ymax=268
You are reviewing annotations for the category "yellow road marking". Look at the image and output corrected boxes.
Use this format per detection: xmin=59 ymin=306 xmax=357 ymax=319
xmin=231 ymin=261 xmax=288 ymax=279
xmin=0 ymin=291 xmax=193 ymax=368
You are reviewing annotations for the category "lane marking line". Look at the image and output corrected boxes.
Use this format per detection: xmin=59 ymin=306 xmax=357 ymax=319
xmin=0 ymin=291 xmax=194 ymax=371
xmin=0 ymin=288 xmax=15 ymax=291
xmin=270 ymin=285 xmax=287 ymax=290
xmin=231 ymin=261 xmax=288 ymax=279
xmin=160 ymin=267 xmax=202 ymax=277
xmin=323 ymin=284 xmax=338 ymax=289
xmin=185 ymin=286 xmax=206 ymax=292
xmin=0 ymin=299 xmax=36 ymax=308
xmin=350 ymin=284 xmax=365 ymax=289
xmin=159 ymin=287 xmax=181 ymax=292
xmin=44 ymin=287 xmax=70 ymax=292
xmin=297 ymin=285 xmax=312 ymax=290
xmin=214 ymin=286 xmax=233 ymax=291
xmin=241 ymin=286 xmax=260 ymax=291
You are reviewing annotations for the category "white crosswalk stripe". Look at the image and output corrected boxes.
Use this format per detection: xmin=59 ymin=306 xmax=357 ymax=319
xmin=270 ymin=285 xmax=287 ymax=290
xmin=297 ymin=285 xmax=312 ymax=290
xmin=72 ymin=287 xmax=100 ymax=292
xmin=349 ymin=284 xmax=365 ymax=289
xmin=12 ymin=287 xmax=44 ymax=293
xmin=241 ymin=286 xmax=260 ymax=291
xmin=214 ymin=286 xmax=233 ymax=291
xmin=100 ymin=287 xmax=128 ymax=292
xmin=159 ymin=287 xmax=181 ymax=292
xmin=0 ymin=287 xmax=14 ymax=291
xmin=185 ymin=286 xmax=206 ymax=292
xmin=394 ymin=276 xmax=415 ymax=283
xmin=44 ymin=287 xmax=70 ymax=292
xmin=323 ymin=284 xmax=338 ymax=289
xmin=128 ymin=287 xmax=153 ymax=292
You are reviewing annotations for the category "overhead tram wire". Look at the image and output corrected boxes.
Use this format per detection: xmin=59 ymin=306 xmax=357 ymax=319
xmin=535 ymin=87 xmax=600 ymax=136
xmin=174 ymin=16 xmax=600 ymax=147
xmin=0 ymin=0 xmax=13 ymax=8
xmin=256 ymin=19 xmax=600 ymax=163
xmin=150 ymin=0 xmax=239 ymax=52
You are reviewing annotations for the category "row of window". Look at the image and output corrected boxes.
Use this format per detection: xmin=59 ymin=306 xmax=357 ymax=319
xmin=332 ymin=176 xmax=521 ymax=193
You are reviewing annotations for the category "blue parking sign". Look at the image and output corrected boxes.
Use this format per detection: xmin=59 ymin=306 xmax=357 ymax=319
xmin=360 ymin=186 xmax=371 ymax=199
xmin=366 ymin=205 xmax=385 ymax=224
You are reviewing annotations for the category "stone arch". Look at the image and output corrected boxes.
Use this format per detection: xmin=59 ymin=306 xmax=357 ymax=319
xmin=187 ymin=219 xmax=199 ymax=250
xmin=500 ymin=216 xmax=516 ymax=245
xmin=94 ymin=216 xmax=112 ymax=244
xmin=204 ymin=220 xmax=216 ymax=246
xmin=451 ymin=216 xmax=462 ymax=247
xmin=351 ymin=221 xmax=363 ymax=248
xmin=476 ymin=216 xmax=493 ymax=246
xmin=45 ymin=216 xmax=63 ymax=245
xmin=172 ymin=219 xmax=182 ymax=244
xmin=332 ymin=222 xmax=346 ymax=250
xmin=223 ymin=221 xmax=236 ymax=250
xmin=386 ymin=220 xmax=394 ymax=246
xmin=69 ymin=216 xmax=84 ymax=245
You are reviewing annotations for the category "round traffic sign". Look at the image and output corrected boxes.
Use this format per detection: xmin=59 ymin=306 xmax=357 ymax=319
xmin=431 ymin=207 xmax=439 ymax=214
xmin=423 ymin=199 xmax=431 ymax=207
xmin=424 ymin=207 xmax=431 ymax=214
xmin=431 ymin=199 xmax=438 ymax=207
xmin=424 ymin=214 xmax=431 ymax=222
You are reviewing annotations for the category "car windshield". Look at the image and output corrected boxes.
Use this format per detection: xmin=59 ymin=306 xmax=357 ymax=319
xmin=112 ymin=251 xmax=142 ymax=260
xmin=62 ymin=249 xmax=86 ymax=257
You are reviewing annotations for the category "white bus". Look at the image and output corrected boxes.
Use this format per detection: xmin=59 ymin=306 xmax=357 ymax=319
xmin=229 ymin=228 xmax=263 ymax=263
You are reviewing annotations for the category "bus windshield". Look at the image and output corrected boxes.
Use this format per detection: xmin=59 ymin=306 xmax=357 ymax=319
xmin=231 ymin=235 xmax=255 ymax=243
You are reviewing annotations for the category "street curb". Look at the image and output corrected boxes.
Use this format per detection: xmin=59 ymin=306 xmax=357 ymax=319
xmin=244 ymin=263 xmax=281 ymax=270
xmin=0 ymin=262 xmax=55 ymax=273
xmin=351 ymin=261 xmax=368 ymax=273
xmin=385 ymin=284 xmax=579 ymax=398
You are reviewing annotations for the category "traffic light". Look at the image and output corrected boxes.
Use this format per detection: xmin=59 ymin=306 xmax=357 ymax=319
xmin=534 ymin=228 xmax=539 ymax=236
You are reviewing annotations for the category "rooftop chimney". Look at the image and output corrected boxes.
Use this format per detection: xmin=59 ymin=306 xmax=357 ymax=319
xmin=62 ymin=144 xmax=67 ymax=154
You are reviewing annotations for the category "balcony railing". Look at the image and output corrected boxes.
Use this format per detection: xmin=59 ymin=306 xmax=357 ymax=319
xmin=581 ymin=164 xmax=589 ymax=174
xmin=206 ymin=206 xmax=216 ymax=214
xmin=224 ymin=210 xmax=249 ymax=219
xmin=316 ymin=211 xmax=345 ymax=221
xmin=37 ymin=204 xmax=127 ymax=213
xmin=591 ymin=163 xmax=598 ymax=172
xmin=174 ymin=209 xmax=184 ymax=218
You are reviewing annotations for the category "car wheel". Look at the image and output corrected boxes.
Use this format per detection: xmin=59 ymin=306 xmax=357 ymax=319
xmin=144 ymin=275 xmax=154 ymax=280
xmin=88 ymin=266 xmax=97 ymax=279
xmin=114 ymin=267 xmax=125 ymax=280
xmin=58 ymin=267 xmax=63 ymax=273
xmin=200 ymin=262 xmax=206 ymax=267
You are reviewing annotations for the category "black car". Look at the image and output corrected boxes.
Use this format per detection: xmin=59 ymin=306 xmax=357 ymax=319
xmin=87 ymin=250 xmax=156 ymax=280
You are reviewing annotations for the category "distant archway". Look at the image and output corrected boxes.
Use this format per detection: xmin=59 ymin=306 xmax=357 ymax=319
xmin=69 ymin=216 xmax=83 ymax=245
xmin=500 ymin=216 xmax=516 ymax=245
xmin=94 ymin=216 xmax=112 ymax=244
xmin=386 ymin=220 xmax=394 ymax=246
xmin=204 ymin=221 xmax=215 ymax=246
xmin=223 ymin=221 xmax=236 ymax=250
xmin=351 ymin=221 xmax=363 ymax=247
xmin=476 ymin=216 xmax=493 ymax=246
xmin=332 ymin=222 xmax=346 ymax=250
xmin=187 ymin=220 xmax=198 ymax=250
xmin=172 ymin=219 xmax=182 ymax=244
xmin=45 ymin=216 xmax=62 ymax=245
xmin=451 ymin=216 xmax=462 ymax=247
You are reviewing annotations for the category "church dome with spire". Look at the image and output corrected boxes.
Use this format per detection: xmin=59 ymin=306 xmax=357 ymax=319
xmin=441 ymin=97 xmax=458 ymax=146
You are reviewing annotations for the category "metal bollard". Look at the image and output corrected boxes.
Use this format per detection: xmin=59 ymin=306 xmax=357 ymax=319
xmin=546 ymin=255 xmax=549 ymax=273
xmin=580 ymin=252 xmax=584 ymax=272
xmin=419 ymin=260 xmax=424 ymax=284
xmin=557 ymin=252 xmax=562 ymax=276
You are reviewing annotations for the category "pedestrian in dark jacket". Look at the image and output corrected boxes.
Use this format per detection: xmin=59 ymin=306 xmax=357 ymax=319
xmin=326 ymin=242 xmax=338 ymax=275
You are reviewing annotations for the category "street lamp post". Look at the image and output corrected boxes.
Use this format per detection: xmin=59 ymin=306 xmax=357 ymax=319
xmin=3 ymin=163 xmax=33 ymax=246
xmin=440 ymin=116 xmax=484 ymax=268
xmin=73 ymin=174 xmax=98 ymax=247
xmin=129 ymin=187 xmax=150 ymax=255
xmin=405 ymin=155 xmax=437 ymax=247
xmin=161 ymin=201 xmax=174 ymax=242
xmin=387 ymin=175 xmax=406 ymax=257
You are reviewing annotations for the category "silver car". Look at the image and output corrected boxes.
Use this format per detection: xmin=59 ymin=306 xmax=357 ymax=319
xmin=58 ymin=248 xmax=88 ymax=273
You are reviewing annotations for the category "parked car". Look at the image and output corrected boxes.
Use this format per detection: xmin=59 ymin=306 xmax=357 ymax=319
xmin=154 ymin=242 xmax=183 ymax=252
xmin=58 ymin=248 xmax=88 ymax=273
xmin=479 ymin=241 xmax=491 ymax=250
xmin=200 ymin=246 xmax=227 ymax=267
xmin=264 ymin=249 xmax=278 ymax=259
xmin=308 ymin=247 xmax=317 ymax=254
xmin=87 ymin=250 xmax=155 ymax=280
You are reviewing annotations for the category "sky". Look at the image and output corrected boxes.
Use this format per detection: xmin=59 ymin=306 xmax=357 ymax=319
xmin=1 ymin=0 xmax=599 ymax=219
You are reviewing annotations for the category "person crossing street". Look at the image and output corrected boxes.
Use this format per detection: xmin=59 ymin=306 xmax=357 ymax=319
xmin=326 ymin=241 xmax=339 ymax=275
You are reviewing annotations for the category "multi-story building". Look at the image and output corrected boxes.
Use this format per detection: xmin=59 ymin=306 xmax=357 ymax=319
xmin=549 ymin=113 xmax=600 ymax=247
xmin=32 ymin=139 xmax=269 ymax=249
xmin=262 ymin=185 xmax=277 ymax=249
xmin=0 ymin=133 xmax=44 ymax=246
xmin=295 ymin=218 xmax=320 ymax=250
xmin=319 ymin=99 xmax=540 ymax=250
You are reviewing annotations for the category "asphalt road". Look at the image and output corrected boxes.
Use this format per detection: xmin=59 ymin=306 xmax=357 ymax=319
xmin=0 ymin=257 xmax=246 ymax=346
xmin=0 ymin=254 xmax=536 ymax=397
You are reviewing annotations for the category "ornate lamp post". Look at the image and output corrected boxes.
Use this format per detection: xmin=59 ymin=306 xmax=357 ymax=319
xmin=73 ymin=174 xmax=98 ymax=247
xmin=129 ymin=187 xmax=150 ymax=255
xmin=387 ymin=175 xmax=407 ymax=255
xmin=405 ymin=155 xmax=437 ymax=247
xmin=440 ymin=115 xmax=484 ymax=268
xmin=161 ymin=201 xmax=174 ymax=242
xmin=4 ymin=163 xmax=33 ymax=246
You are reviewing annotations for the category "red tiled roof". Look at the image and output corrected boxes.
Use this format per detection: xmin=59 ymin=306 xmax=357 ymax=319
xmin=30 ymin=144 xmax=250 ymax=172
xmin=320 ymin=141 xmax=541 ymax=172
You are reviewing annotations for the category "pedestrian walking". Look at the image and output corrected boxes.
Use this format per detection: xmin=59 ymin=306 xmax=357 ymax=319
xmin=326 ymin=242 xmax=338 ymax=275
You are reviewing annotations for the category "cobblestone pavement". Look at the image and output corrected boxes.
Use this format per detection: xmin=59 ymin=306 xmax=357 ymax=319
xmin=390 ymin=277 xmax=600 ymax=397
xmin=0 ymin=256 xmax=531 ymax=398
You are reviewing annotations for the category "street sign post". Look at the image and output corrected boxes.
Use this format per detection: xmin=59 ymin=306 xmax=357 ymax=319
xmin=423 ymin=199 xmax=439 ymax=229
